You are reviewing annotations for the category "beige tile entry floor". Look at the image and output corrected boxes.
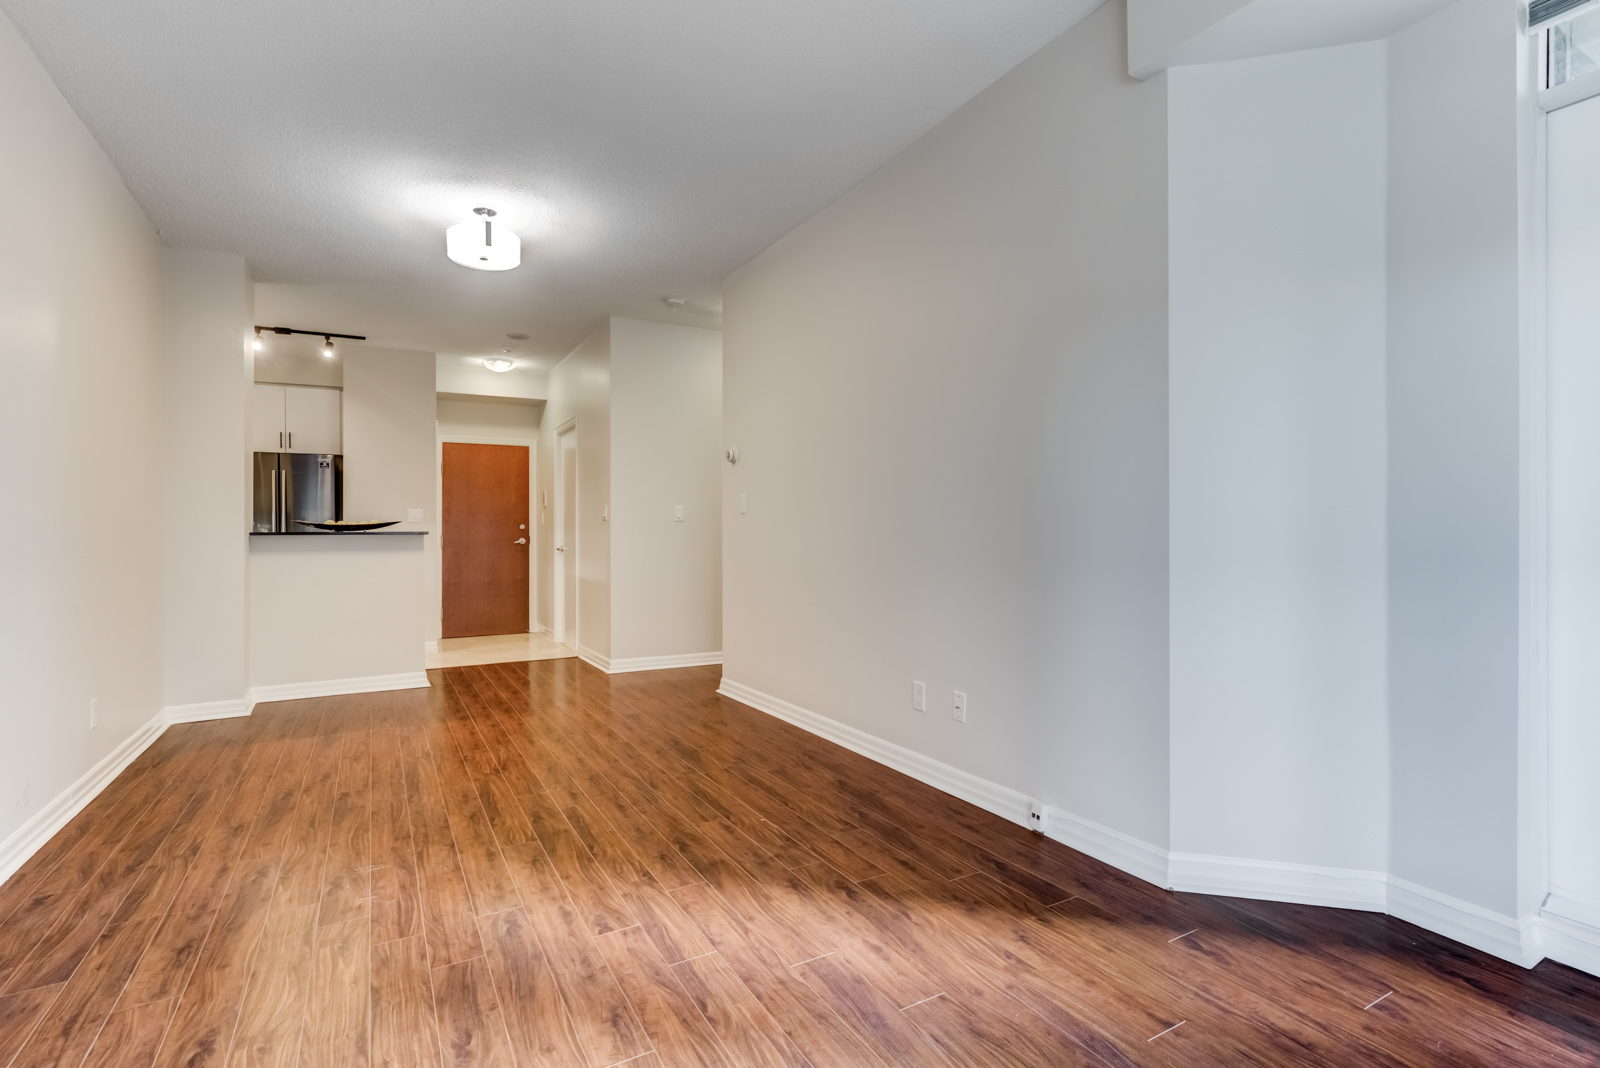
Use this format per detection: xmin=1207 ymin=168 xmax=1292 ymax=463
xmin=426 ymin=630 xmax=577 ymax=669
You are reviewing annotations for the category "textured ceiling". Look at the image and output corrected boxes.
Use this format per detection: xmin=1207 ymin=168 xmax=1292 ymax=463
xmin=3 ymin=0 xmax=1104 ymax=367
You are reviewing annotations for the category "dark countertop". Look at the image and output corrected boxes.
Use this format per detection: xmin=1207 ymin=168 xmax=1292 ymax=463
xmin=249 ymin=530 xmax=429 ymax=536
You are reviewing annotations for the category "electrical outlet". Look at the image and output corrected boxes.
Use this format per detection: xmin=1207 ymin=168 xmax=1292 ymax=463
xmin=674 ymin=505 xmax=685 ymax=522
xmin=408 ymin=508 xmax=424 ymax=522
xmin=913 ymin=681 xmax=926 ymax=712
xmin=1027 ymin=801 xmax=1047 ymax=834
xmin=89 ymin=698 xmax=98 ymax=731
xmin=953 ymin=691 xmax=967 ymax=723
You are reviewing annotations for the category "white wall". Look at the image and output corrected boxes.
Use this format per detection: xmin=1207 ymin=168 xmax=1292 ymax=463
xmin=722 ymin=0 xmax=1172 ymax=847
xmin=0 ymin=8 xmax=167 ymax=864
xmin=1168 ymin=43 xmax=1390 ymax=878
xmin=610 ymin=318 xmax=723 ymax=663
xmin=163 ymin=249 xmax=253 ymax=713
xmin=344 ymin=347 xmax=436 ymax=533
xmin=437 ymin=396 xmax=543 ymax=440
xmin=249 ymin=538 xmax=426 ymax=689
xmin=1386 ymin=0 xmax=1526 ymax=919
xmin=541 ymin=323 xmax=612 ymax=657
xmin=1545 ymin=93 xmax=1600 ymax=932
xmin=342 ymin=347 xmax=436 ymax=651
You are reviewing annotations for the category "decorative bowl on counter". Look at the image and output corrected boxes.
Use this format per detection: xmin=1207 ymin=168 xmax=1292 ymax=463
xmin=295 ymin=520 xmax=402 ymax=532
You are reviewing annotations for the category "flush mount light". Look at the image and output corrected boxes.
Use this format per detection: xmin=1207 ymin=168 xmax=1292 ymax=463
xmin=482 ymin=358 xmax=515 ymax=373
xmin=664 ymin=297 xmax=686 ymax=308
xmin=447 ymin=207 xmax=521 ymax=271
xmin=506 ymin=333 xmax=529 ymax=340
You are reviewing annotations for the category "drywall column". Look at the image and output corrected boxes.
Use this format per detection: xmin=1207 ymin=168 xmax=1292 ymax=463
xmin=609 ymin=318 xmax=723 ymax=667
xmin=721 ymin=0 xmax=1171 ymax=860
xmin=163 ymin=248 xmax=253 ymax=717
xmin=0 ymin=7 xmax=167 ymax=875
xmin=343 ymin=346 xmax=437 ymax=650
xmin=1167 ymin=43 xmax=1389 ymax=899
xmin=1386 ymin=0 xmax=1527 ymax=947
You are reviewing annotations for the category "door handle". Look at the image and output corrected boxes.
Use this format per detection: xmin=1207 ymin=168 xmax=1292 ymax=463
xmin=287 ymin=431 xmax=292 ymax=449
xmin=555 ymin=545 xmax=564 ymax=552
xmin=279 ymin=431 xmax=283 ymax=448
xmin=515 ymin=537 xmax=527 ymax=545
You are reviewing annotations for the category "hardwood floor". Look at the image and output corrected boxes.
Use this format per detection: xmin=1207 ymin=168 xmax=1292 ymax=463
xmin=3 ymin=660 xmax=1599 ymax=1068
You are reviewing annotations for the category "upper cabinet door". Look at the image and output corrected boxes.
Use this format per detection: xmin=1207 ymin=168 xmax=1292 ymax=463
xmin=250 ymin=384 xmax=286 ymax=452
xmin=284 ymin=386 xmax=342 ymax=454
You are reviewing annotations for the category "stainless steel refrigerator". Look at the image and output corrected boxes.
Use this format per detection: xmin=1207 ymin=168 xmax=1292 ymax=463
xmin=252 ymin=453 xmax=343 ymax=532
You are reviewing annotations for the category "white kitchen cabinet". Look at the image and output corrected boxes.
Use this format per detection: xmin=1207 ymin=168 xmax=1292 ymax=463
xmin=250 ymin=384 xmax=287 ymax=451
xmin=251 ymin=383 xmax=342 ymax=454
xmin=285 ymin=386 xmax=341 ymax=453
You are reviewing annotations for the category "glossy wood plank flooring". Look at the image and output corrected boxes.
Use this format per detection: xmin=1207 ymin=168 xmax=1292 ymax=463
xmin=4 ymin=661 xmax=1600 ymax=1067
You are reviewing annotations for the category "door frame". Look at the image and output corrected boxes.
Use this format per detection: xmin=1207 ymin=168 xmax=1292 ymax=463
xmin=435 ymin=434 xmax=538 ymax=644
xmin=553 ymin=419 xmax=578 ymax=649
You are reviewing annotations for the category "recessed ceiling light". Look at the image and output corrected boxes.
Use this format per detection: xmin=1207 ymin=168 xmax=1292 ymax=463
xmin=447 ymin=207 xmax=520 ymax=271
xmin=482 ymin=358 xmax=515 ymax=373
xmin=506 ymin=333 xmax=529 ymax=340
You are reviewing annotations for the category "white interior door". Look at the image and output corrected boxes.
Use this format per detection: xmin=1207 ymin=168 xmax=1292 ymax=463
xmin=284 ymin=385 xmax=342 ymax=453
xmin=555 ymin=427 xmax=578 ymax=648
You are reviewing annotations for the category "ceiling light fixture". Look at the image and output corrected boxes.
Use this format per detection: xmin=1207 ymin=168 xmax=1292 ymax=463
xmin=322 ymin=336 xmax=335 ymax=358
xmin=482 ymin=358 xmax=515 ymax=373
xmin=664 ymin=297 xmax=686 ymax=308
xmin=506 ymin=333 xmax=529 ymax=340
xmin=253 ymin=327 xmax=263 ymax=351
xmin=447 ymin=207 xmax=521 ymax=271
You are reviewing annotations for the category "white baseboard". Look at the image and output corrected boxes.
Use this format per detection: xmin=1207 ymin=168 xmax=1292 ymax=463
xmin=576 ymin=645 xmax=611 ymax=673
xmin=1387 ymin=876 xmax=1540 ymax=966
xmin=424 ymin=640 xmax=439 ymax=655
xmin=1168 ymin=854 xmax=1387 ymax=911
xmin=163 ymin=698 xmax=254 ymax=724
xmin=715 ymin=677 xmax=1556 ymax=972
xmin=0 ymin=710 xmax=168 ymax=886
xmin=1046 ymin=807 xmax=1172 ymax=889
xmin=248 ymin=671 xmax=430 ymax=704
xmin=1539 ymin=895 xmax=1600 ymax=974
xmin=605 ymin=651 xmax=723 ymax=674
xmin=718 ymin=678 xmax=1037 ymax=829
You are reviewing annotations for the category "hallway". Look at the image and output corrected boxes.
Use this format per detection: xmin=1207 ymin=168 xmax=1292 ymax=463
xmin=1 ymin=662 xmax=1598 ymax=1068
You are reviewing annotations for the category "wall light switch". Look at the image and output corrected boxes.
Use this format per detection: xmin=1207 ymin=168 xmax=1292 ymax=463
xmin=738 ymin=494 xmax=747 ymax=514
xmin=953 ymin=691 xmax=967 ymax=723
xmin=408 ymin=508 xmax=424 ymax=522
xmin=89 ymin=698 xmax=98 ymax=731
xmin=602 ymin=505 xmax=609 ymax=521
xmin=674 ymin=505 xmax=685 ymax=522
xmin=913 ymin=681 xmax=926 ymax=712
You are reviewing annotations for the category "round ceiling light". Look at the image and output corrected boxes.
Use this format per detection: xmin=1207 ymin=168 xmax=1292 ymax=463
xmin=482 ymin=358 xmax=515 ymax=373
xmin=506 ymin=333 xmax=529 ymax=340
xmin=447 ymin=207 xmax=521 ymax=271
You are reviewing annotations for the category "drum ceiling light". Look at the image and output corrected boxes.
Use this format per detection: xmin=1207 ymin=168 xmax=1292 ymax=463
xmin=447 ymin=207 xmax=521 ymax=271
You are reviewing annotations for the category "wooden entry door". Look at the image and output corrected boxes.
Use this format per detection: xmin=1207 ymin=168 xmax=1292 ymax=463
xmin=442 ymin=442 xmax=529 ymax=637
